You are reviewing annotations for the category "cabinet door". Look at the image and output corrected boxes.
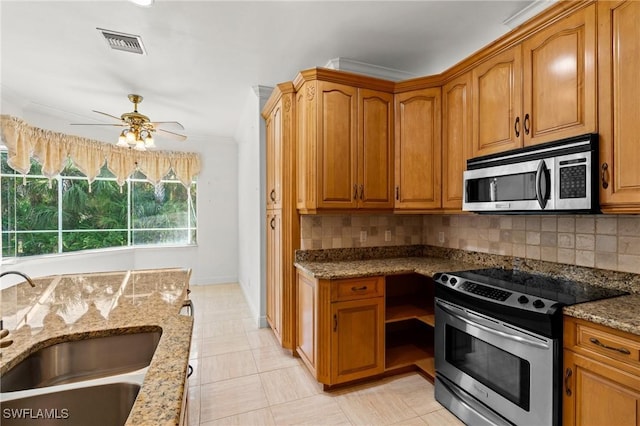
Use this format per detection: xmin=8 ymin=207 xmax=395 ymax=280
xmin=358 ymin=89 xmax=394 ymax=209
xmin=266 ymin=211 xmax=282 ymax=339
xmin=472 ymin=46 xmax=523 ymax=157
xmin=394 ymin=87 xmax=442 ymax=210
xmin=522 ymin=4 xmax=596 ymax=146
xmin=317 ymin=81 xmax=358 ymax=209
xmin=331 ymin=297 xmax=385 ymax=384
xmin=442 ymin=72 xmax=472 ymax=211
xmin=297 ymin=270 xmax=317 ymax=374
xmin=266 ymin=102 xmax=283 ymax=210
xmin=564 ymin=350 xmax=640 ymax=426
xmin=598 ymin=0 xmax=640 ymax=212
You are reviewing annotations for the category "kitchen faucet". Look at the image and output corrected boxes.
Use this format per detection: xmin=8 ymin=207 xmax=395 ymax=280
xmin=0 ymin=271 xmax=36 ymax=352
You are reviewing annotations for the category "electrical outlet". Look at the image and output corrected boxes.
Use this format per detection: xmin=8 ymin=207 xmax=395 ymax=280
xmin=384 ymin=230 xmax=392 ymax=242
xmin=438 ymin=231 xmax=445 ymax=243
xmin=360 ymin=230 xmax=367 ymax=243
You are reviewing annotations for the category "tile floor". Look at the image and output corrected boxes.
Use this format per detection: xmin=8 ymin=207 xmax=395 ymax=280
xmin=187 ymin=284 xmax=464 ymax=426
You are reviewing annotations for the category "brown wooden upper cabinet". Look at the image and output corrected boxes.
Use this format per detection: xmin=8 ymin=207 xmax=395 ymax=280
xmin=598 ymin=0 xmax=640 ymax=213
xmin=295 ymin=70 xmax=394 ymax=213
xmin=394 ymin=87 xmax=442 ymax=211
xmin=472 ymin=4 xmax=596 ymax=157
xmin=442 ymin=72 xmax=472 ymax=211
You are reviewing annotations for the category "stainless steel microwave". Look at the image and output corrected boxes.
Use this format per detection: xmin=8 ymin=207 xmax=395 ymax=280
xmin=462 ymin=134 xmax=599 ymax=213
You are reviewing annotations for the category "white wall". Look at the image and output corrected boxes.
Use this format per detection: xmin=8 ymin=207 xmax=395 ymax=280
xmin=235 ymin=86 xmax=272 ymax=328
xmin=1 ymin=101 xmax=240 ymax=287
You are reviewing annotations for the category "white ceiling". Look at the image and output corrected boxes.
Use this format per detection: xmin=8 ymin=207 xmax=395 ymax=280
xmin=1 ymin=0 xmax=552 ymax=150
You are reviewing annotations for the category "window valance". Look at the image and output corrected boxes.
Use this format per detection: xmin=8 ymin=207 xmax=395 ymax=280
xmin=0 ymin=115 xmax=201 ymax=187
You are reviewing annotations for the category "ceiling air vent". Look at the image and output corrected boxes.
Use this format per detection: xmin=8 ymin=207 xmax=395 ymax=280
xmin=97 ymin=28 xmax=147 ymax=55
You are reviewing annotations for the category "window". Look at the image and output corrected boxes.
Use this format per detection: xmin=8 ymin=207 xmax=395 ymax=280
xmin=1 ymin=152 xmax=197 ymax=257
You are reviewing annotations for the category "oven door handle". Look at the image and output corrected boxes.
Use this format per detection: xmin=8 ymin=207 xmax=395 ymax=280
xmin=436 ymin=301 xmax=550 ymax=350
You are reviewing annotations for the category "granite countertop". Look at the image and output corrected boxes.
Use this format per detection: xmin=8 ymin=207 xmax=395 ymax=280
xmin=295 ymin=245 xmax=640 ymax=338
xmin=563 ymin=294 xmax=640 ymax=336
xmin=295 ymin=256 xmax=482 ymax=280
xmin=0 ymin=268 xmax=193 ymax=425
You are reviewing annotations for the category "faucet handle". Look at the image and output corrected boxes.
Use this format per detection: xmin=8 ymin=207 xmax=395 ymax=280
xmin=1 ymin=329 xmax=9 ymax=339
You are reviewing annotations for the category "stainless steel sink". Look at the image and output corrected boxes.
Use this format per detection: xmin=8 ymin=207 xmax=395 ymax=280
xmin=0 ymin=382 xmax=140 ymax=426
xmin=1 ymin=330 xmax=161 ymax=392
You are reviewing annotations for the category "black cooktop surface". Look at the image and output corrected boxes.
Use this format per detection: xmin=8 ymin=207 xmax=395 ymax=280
xmin=450 ymin=268 xmax=628 ymax=306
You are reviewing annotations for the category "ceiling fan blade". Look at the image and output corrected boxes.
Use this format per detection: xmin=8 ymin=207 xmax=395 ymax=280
xmin=70 ymin=123 xmax=127 ymax=127
xmin=150 ymin=121 xmax=185 ymax=130
xmin=92 ymin=110 xmax=125 ymax=122
xmin=157 ymin=128 xmax=187 ymax=141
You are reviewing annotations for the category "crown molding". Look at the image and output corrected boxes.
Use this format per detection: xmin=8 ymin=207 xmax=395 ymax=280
xmin=323 ymin=57 xmax=415 ymax=82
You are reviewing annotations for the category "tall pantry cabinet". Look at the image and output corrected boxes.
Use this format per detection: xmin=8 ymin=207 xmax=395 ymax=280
xmin=262 ymin=83 xmax=299 ymax=350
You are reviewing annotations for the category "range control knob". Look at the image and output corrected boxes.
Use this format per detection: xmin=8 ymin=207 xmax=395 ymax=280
xmin=433 ymin=273 xmax=442 ymax=281
xmin=517 ymin=295 xmax=529 ymax=304
xmin=441 ymin=275 xmax=449 ymax=283
xmin=449 ymin=278 xmax=458 ymax=286
xmin=533 ymin=299 xmax=545 ymax=309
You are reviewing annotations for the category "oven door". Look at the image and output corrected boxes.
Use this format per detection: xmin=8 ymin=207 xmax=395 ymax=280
xmin=435 ymin=298 xmax=558 ymax=426
xmin=463 ymin=158 xmax=553 ymax=212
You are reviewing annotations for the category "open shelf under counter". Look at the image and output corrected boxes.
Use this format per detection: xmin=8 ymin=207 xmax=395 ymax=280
xmin=385 ymin=319 xmax=435 ymax=378
xmin=385 ymin=297 xmax=435 ymax=326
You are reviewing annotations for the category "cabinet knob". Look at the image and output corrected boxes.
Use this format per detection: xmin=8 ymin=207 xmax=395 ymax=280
xmin=524 ymin=114 xmax=531 ymax=135
xmin=395 ymin=186 xmax=399 ymax=201
xmin=601 ymin=163 xmax=609 ymax=189
xmin=514 ymin=116 xmax=521 ymax=138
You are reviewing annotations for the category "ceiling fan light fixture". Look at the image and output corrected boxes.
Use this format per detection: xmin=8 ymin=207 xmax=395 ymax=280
xmin=117 ymin=131 xmax=129 ymax=147
xmin=144 ymin=133 xmax=155 ymax=149
xmin=134 ymin=139 xmax=146 ymax=151
xmin=125 ymin=130 xmax=136 ymax=144
xmin=128 ymin=0 xmax=154 ymax=7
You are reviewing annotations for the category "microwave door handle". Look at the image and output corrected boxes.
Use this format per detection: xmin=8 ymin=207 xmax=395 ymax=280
xmin=536 ymin=160 xmax=550 ymax=209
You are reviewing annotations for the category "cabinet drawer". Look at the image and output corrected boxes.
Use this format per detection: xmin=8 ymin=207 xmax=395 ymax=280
xmin=576 ymin=323 xmax=640 ymax=365
xmin=565 ymin=319 xmax=640 ymax=368
xmin=331 ymin=276 xmax=384 ymax=302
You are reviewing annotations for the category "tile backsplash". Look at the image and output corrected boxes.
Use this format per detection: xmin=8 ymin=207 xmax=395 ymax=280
xmin=300 ymin=214 xmax=422 ymax=249
xmin=300 ymin=214 xmax=640 ymax=274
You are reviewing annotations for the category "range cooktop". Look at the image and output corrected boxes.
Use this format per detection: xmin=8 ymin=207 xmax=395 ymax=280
xmin=434 ymin=268 xmax=628 ymax=314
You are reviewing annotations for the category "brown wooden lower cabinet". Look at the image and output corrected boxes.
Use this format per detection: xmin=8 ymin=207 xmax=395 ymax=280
xmin=563 ymin=316 xmax=640 ymax=426
xmin=296 ymin=269 xmax=435 ymax=387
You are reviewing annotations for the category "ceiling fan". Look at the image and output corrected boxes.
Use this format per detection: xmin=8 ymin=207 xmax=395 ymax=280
xmin=71 ymin=94 xmax=186 ymax=150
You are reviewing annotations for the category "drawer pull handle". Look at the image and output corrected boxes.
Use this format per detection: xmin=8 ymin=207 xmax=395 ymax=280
xmin=270 ymin=189 xmax=276 ymax=202
xmin=589 ymin=337 xmax=631 ymax=355
xmin=333 ymin=314 xmax=338 ymax=332
xmin=565 ymin=368 xmax=572 ymax=396
xmin=351 ymin=286 xmax=368 ymax=292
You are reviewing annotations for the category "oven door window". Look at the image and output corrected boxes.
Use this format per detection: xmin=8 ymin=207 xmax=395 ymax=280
xmin=445 ymin=324 xmax=530 ymax=410
xmin=466 ymin=172 xmax=537 ymax=203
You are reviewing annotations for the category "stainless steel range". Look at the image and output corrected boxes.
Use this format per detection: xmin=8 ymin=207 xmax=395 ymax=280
xmin=433 ymin=268 xmax=627 ymax=426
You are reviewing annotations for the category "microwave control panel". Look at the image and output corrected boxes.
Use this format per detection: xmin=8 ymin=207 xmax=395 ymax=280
xmin=559 ymin=158 xmax=587 ymax=199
